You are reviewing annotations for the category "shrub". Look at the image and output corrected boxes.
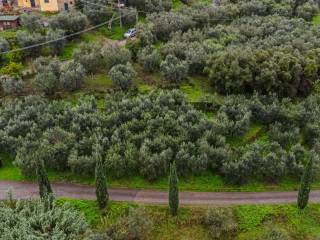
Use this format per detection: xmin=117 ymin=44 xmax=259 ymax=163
xmin=0 ymin=197 xmax=88 ymax=239
xmin=261 ymin=226 xmax=291 ymax=240
xmin=0 ymin=62 xmax=23 ymax=77
xmin=268 ymin=122 xmax=300 ymax=147
xmin=109 ymin=63 xmax=136 ymax=91
xmin=107 ymin=207 xmax=153 ymax=240
xmin=203 ymin=207 xmax=238 ymax=239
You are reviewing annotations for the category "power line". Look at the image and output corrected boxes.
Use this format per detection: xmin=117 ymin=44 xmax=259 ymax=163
xmin=0 ymin=1 xmax=233 ymax=55
xmin=0 ymin=11 xmax=129 ymax=55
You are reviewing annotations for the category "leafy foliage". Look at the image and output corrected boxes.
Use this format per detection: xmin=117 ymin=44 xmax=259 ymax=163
xmin=109 ymin=63 xmax=136 ymax=90
xmin=0 ymin=197 xmax=88 ymax=240
xmin=203 ymin=207 xmax=238 ymax=239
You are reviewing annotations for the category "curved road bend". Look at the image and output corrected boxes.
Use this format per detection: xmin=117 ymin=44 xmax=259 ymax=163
xmin=1 ymin=180 xmax=320 ymax=205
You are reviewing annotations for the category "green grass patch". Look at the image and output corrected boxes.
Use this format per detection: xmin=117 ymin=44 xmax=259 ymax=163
xmin=0 ymin=152 xmax=24 ymax=181
xmin=180 ymin=76 xmax=215 ymax=103
xmin=173 ymin=0 xmax=183 ymax=9
xmin=57 ymin=198 xmax=137 ymax=227
xmin=84 ymin=73 xmax=113 ymax=89
xmin=312 ymin=14 xmax=320 ymax=25
xmin=99 ymin=26 xmax=128 ymax=40
xmin=58 ymin=199 xmax=320 ymax=240
xmin=59 ymin=41 xmax=79 ymax=61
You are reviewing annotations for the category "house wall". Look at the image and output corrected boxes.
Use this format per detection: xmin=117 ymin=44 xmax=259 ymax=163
xmin=39 ymin=0 xmax=59 ymax=12
xmin=57 ymin=0 xmax=74 ymax=11
xmin=17 ymin=0 xmax=40 ymax=8
xmin=0 ymin=20 xmax=19 ymax=31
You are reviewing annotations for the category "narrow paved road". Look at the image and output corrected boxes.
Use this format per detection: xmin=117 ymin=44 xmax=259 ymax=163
xmin=1 ymin=180 xmax=320 ymax=205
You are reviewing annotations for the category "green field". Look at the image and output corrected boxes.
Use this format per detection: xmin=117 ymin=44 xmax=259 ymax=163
xmin=58 ymin=198 xmax=320 ymax=240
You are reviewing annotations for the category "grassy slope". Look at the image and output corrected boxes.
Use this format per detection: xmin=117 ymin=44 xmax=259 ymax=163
xmin=59 ymin=198 xmax=320 ymax=240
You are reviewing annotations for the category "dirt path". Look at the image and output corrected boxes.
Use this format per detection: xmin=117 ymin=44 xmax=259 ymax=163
xmin=1 ymin=180 xmax=320 ymax=205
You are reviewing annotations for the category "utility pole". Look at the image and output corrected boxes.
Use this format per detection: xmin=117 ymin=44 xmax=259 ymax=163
xmin=118 ymin=0 xmax=122 ymax=28
xmin=136 ymin=10 xmax=138 ymax=25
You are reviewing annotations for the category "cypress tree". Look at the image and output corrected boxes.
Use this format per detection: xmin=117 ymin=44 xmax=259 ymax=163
xmin=95 ymin=143 xmax=109 ymax=210
xmin=297 ymin=156 xmax=313 ymax=209
xmin=36 ymin=156 xmax=53 ymax=200
xmin=169 ymin=161 xmax=179 ymax=216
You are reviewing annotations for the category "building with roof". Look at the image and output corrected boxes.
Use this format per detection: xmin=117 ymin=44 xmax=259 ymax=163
xmin=0 ymin=15 xmax=19 ymax=30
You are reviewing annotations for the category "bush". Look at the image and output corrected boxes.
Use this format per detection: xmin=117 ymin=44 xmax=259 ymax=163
xmin=109 ymin=63 xmax=136 ymax=91
xmin=261 ymin=226 xmax=291 ymax=240
xmin=107 ymin=207 xmax=153 ymax=240
xmin=0 ymin=62 xmax=23 ymax=77
xmin=160 ymin=54 xmax=188 ymax=84
xmin=203 ymin=207 xmax=238 ymax=239
xmin=0 ymin=197 xmax=88 ymax=239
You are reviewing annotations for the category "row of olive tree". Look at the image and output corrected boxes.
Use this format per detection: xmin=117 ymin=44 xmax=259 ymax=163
xmin=133 ymin=1 xmax=320 ymax=96
xmin=1 ymin=91 xmax=320 ymax=183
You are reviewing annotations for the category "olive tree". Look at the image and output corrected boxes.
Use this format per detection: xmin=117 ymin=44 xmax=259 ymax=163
xmin=160 ymin=54 xmax=188 ymax=84
xmin=0 ymin=75 xmax=24 ymax=96
xmin=120 ymin=7 xmax=138 ymax=26
xmin=109 ymin=63 xmax=136 ymax=91
xmin=60 ymin=61 xmax=85 ymax=91
xmin=49 ymin=11 xmax=88 ymax=34
xmin=34 ymin=57 xmax=61 ymax=95
xmin=138 ymin=46 xmax=161 ymax=72
xmin=83 ymin=0 xmax=112 ymax=24
xmin=16 ymin=31 xmax=44 ymax=57
xmin=102 ymin=44 xmax=131 ymax=70
xmin=46 ymin=29 xmax=66 ymax=56
xmin=20 ymin=13 xmax=43 ymax=33
xmin=73 ymin=43 xmax=103 ymax=73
